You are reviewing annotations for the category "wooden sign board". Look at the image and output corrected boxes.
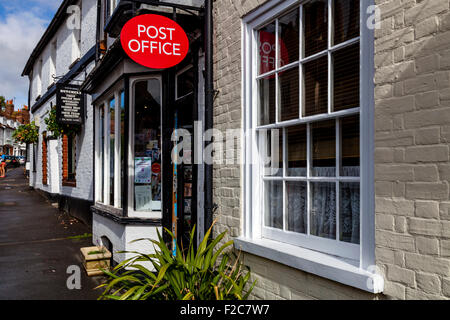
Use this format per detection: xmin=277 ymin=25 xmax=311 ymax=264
xmin=56 ymin=85 xmax=85 ymax=125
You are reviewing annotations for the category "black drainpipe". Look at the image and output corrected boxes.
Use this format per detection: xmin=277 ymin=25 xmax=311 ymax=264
xmin=204 ymin=0 xmax=214 ymax=235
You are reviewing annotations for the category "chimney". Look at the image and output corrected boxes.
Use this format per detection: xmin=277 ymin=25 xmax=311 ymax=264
xmin=5 ymin=100 xmax=14 ymax=119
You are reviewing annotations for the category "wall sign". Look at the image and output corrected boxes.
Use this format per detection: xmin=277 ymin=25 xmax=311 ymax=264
xmin=56 ymin=85 xmax=85 ymax=125
xmin=121 ymin=14 xmax=189 ymax=69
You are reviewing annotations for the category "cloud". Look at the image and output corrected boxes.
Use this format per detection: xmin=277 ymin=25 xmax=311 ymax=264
xmin=0 ymin=1 xmax=59 ymax=109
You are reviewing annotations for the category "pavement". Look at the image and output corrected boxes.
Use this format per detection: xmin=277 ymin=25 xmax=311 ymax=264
xmin=0 ymin=167 xmax=104 ymax=300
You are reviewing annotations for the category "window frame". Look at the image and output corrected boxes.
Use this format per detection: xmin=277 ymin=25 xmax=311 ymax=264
xmin=242 ymin=0 xmax=375 ymax=269
xmin=127 ymin=75 xmax=163 ymax=219
xmin=94 ymin=83 xmax=123 ymax=208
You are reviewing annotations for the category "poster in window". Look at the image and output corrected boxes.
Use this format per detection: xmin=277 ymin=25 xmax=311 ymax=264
xmin=135 ymin=185 xmax=152 ymax=211
xmin=184 ymin=166 xmax=193 ymax=181
xmin=184 ymin=199 xmax=192 ymax=214
xmin=184 ymin=183 xmax=192 ymax=197
xmin=135 ymin=157 xmax=152 ymax=184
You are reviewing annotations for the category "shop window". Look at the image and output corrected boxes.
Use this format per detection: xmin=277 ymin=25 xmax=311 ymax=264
xmin=132 ymin=78 xmax=162 ymax=214
xmin=109 ymin=97 xmax=115 ymax=206
xmin=95 ymin=87 xmax=124 ymax=209
xmin=176 ymin=66 xmax=194 ymax=100
xmin=63 ymin=134 xmax=77 ymax=186
xmin=244 ymin=0 xmax=371 ymax=263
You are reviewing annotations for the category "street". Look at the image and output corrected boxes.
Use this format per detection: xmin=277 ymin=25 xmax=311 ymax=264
xmin=0 ymin=168 xmax=103 ymax=300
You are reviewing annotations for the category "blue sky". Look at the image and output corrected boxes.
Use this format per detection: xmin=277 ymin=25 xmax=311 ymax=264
xmin=0 ymin=0 xmax=61 ymax=110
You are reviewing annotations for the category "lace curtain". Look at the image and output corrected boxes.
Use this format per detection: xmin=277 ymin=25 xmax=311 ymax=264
xmin=266 ymin=166 xmax=360 ymax=245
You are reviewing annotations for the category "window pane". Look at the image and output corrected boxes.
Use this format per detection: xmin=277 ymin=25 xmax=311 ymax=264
xmin=341 ymin=115 xmax=360 ymax=177
xmin=258 ymin=76 xmax=276 ymax=125
xmin=264 ymin=180 xmax=283 ymax=229
xmin=177 ymin=67 xmax=194 ymax=99
xmin=287 ymin=125 xmax=306 ymax=176
xmin=333 ymin=0 xmax=360 ymax=45
xmin=110 ymin=98 xmax=115 ymax=206
xmin=279 ymin=67 xmax=299 ymax=121
xmin=303 ymin=0 xmax=328 ymax=57
xmin=279 ymin=9 xmax=299 ymax=66
xmin=333 ymin=43 xmax=360 ymax=112
xmin=100 ymin=106 xmax=105 ymax=203
xmin=310 ymin=182 xmax=336 ymax=239
xmin=120 ymin=91 xmax=125 ymax=208
xmin=263 ymin=129 xmax=283 ymax=177
xmin=287 ymin=181 xmax=307 ymax=234
xmin=312 ymin=120 xmax=335 ymax=177
xmin=258 ymin=22 xmax=276 ymax=75
xmin=303 ymin=56 xmax=328 ymax=117
xmin=134 ymin=79 xmax=162 ymax=212
xmin=340 ymin=182 xmax=360 ymax=244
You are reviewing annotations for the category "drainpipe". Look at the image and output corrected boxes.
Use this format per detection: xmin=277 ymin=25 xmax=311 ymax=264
xmin=204 ymin=0 xmax=214 ymax=235
xmin=95 ymin=0 xmax=102 ymax=62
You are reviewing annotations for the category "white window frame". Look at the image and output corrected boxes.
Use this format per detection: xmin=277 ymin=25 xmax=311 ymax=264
xmin=239 ymin=0 xmax=380 ymax=293
xmin=94 ymin=83 xmax=123 ymax=208
xmin=127 ymin=75 xmax=163 ymax=219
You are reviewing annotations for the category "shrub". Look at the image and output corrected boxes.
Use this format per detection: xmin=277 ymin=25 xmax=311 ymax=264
xmin=97 ymin=224 xmax=256 ymax=300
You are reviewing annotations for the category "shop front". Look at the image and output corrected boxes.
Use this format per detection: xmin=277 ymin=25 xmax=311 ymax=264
xmin=82 ymin=1 xmax=207 ymax=265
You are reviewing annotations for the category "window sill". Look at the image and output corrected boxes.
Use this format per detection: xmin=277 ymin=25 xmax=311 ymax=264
xmin=62 ymin=181 xmax=76 ymax=187
xmin=234 ymin=237 xmax=384 ymax=294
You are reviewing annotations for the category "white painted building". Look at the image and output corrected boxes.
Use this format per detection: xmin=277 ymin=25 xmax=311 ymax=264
xmin=22 ymin=0 xmax=98 ymax=225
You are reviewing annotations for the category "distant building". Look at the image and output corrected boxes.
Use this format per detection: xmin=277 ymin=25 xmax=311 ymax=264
xmin=0 ymin=100 xmax=29 ymax=156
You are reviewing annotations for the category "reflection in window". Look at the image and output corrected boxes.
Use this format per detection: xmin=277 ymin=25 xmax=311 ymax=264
xmin=279 ymin=67 xmax=299 ymax=121
xmin=279 ymin=9 xmax=299 ymax=67
xmin=258 ymin=22 xmax=276 ymax=75
xmin=303 ymin=56 xmax=328 ymax=117
xmin=176 ymin=67 xmax=194 ymax=99
xmin=333 ymin=0 xmax=360 ymax=45
xmin=287 ymin=125 xmax=307 ymax=176
xmin=110 ymin=98 xmax=115 ymax=206
xmin=134 ymin=79 xmax=162 ymax=212
xmin=258 ymin=76 xmax=276 ymax=125
xmin=100 ymin=106 xmax=105 ymax=203
xmin=264 ymin=180 xmax=283 ymax=229
xmin=341 ymin=115 xmax=360 ymax=177
xmin=312 ymin=120 xmax=335 ymax=177
xmin=333 ymin=43 xmax=360 ymax=112
xmin=120 ymin=91 xmax=125 ymax=208
xmin=303 ymin=0 xmax=328 ymax=57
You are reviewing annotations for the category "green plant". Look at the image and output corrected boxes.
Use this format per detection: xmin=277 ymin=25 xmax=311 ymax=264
xmin=44 ymin=107 xmax=81 ymax=138
xmin=12 ymin=121 xmax=39 ymax=144
xmin=97 ymin=224 xmax=256 ymax=300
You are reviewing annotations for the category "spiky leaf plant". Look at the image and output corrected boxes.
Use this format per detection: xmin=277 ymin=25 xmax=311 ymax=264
xmin=97 ymin=224 xmax=256 ymax=300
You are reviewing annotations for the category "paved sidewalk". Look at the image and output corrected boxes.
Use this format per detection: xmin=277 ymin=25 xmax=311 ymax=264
xmin=0 ymin=168 xmax=103 ymax=300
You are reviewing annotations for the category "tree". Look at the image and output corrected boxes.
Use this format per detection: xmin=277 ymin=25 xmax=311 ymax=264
xmin=0 ymin=96 xmax=5 ymax=113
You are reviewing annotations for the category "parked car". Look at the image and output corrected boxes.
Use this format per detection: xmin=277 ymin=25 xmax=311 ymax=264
xmin=4 ymin=156 xmax=20 ymax=168
xmin=18 ymin=156 xmax=26 ymax=165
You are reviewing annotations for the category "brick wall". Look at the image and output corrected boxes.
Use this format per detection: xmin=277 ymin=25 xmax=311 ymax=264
xmin=213 ymin=0 xmax=375 ymax=300
xmin=214 ymin=0 xmax=450 ymax=300
xmin=374 ymin=0 xmax=450 ymax=299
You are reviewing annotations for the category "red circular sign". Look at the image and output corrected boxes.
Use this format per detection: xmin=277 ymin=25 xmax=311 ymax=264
xmin=121 ymin=14 xmax=189 ymax=69
xmin=152 ymin=163 xmax=161 ymax=174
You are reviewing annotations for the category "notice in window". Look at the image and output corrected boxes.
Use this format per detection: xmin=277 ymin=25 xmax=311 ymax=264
xmin=135 ymin=157 xmax=152 ymax=184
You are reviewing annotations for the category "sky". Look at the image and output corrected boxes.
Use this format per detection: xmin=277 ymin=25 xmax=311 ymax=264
xmin=0 ymin=0 xmax=61 ymax=110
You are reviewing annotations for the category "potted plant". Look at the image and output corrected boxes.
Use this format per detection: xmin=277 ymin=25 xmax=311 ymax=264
xmin=80 ymin=246 xmax=112 ymax=276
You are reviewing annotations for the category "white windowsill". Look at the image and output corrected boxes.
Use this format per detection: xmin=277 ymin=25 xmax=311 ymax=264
xmin=234 ymin=237 xmax=384 ymax=294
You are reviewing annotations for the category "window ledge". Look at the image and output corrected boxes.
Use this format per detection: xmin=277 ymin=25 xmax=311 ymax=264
xmin=234 ymin=237 xmax=384 ymax=294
